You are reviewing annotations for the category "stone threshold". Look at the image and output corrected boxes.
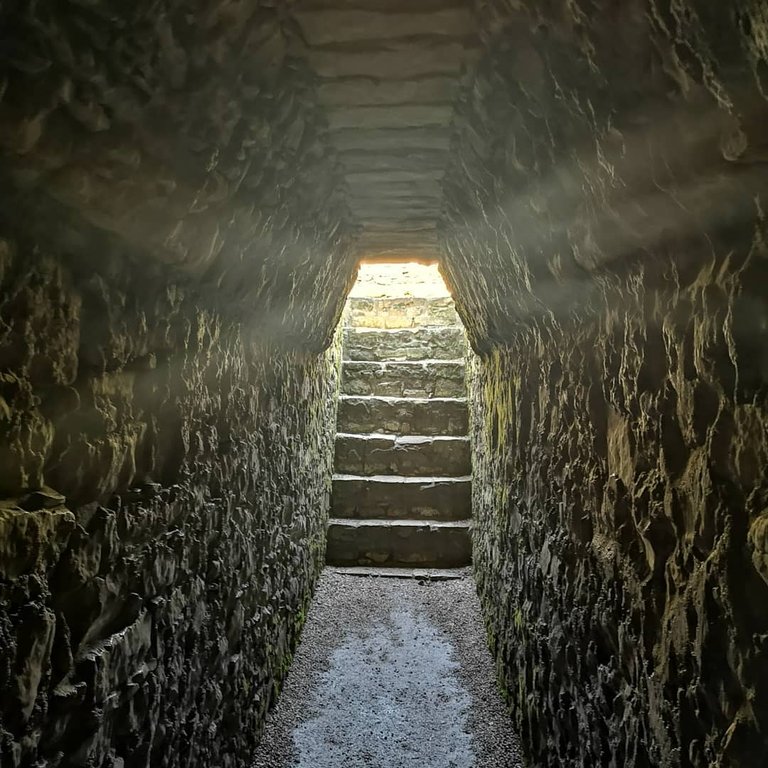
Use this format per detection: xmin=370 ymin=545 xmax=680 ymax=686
xmin=341 ymin=358 xmax=466 ymax=365
xmin=328 ymin=518 xmax=471 ymax=529
xmin=338 ymin=394 xmax=467 ymax=403
xmin=328 ymin=566 xmax=471 ymax=581
xmin=345 ymin=325 xmax=463 ymax=332
xmin=332 ymin=473 xmax=472 ymax=483
xmin=336 ymin=432 xmax=470 ymax=443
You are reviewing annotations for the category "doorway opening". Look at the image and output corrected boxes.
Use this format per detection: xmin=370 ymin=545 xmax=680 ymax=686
xmin=344 ymin=261 xmax=456 ymax=333
xmin=327 ymin=260 xmax=472 ymax=573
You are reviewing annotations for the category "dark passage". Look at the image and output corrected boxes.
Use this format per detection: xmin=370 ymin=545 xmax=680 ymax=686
xmin=1 ymin=1 xmax=767 ymax=767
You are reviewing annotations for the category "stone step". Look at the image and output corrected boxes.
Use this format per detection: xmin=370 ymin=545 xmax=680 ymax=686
xmin=335 ymin=434 xmax=471 ymax=476
xmin=343 ymin=326 xmax=465 ymax=362
xmin=341 ymin=360 xmax=466 ymax=397
xmin=337 ymin=395 xmax=468 ymax=436
xmin=346 ymin=296 xmax=460 ymax=329
xmin=328 ymin=566 xmax=469 ymax=581
xmin=332 ymin=474 xmax=471 ymax=520
xmin=325 ymin=519 xmax=472 ymax=568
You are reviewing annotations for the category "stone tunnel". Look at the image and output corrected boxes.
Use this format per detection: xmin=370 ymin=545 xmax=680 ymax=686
xmin=1 ymin=0 xmax=767 ymax=766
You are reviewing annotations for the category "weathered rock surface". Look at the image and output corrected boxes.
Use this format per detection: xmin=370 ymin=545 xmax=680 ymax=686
xmin=0 ymin=210 xmax=341 ymax=767
xmin=343 ymin=327 xmax=466 ymax=362
xmin=346 ymin=296 xmax=459 ymax=329
xmin=337 ymin=395 xmax=468 ymax=436
xmin=341 ymin=360 xmax=467 ymax=398
xmin=335 ymin=434 xmax=471 ymax=477
xmin=440 ymin=2 xmax=768 ymax=766
xmin=326 ymin=519 xmax=472 ymax=568
xmin=2 ymin=0 xmax=767 ymax=766
xmin=0 ymin=0 xmax=357 ymax=350
xmin=0 ymin=3 xmax=358 ymax=762
xmin=294 ymin=0 xmax=479 ymax=261
xmin=332 ymin=474 xmax=472 ymax=521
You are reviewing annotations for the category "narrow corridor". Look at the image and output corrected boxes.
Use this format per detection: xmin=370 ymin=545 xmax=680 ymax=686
xmin=2 ymin=2 xmax=767 ymax=766
xmin=252 ymin=572 xmax=522 ymax=768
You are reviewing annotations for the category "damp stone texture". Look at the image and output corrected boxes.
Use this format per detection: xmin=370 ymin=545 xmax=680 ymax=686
xmin=0 ymin=2 xmax=353 ymax=765
xmin=1 ymin=1 xmax=767 ymax=767
xmin=328 ymin=263 xmax=473 ymax=569
xmin=0 ymin=239 xmax=342 ymax=768
xmin=441 ymin=2 xmax=768 ymax=767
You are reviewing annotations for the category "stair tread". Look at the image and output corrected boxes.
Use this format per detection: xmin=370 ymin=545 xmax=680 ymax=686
xmin=332 ymin=473 xmax=471 ymax=521
xmin=335 ymin=433 xmax=471 ymax=476
xmin=346 ymin=325 xmax=463 ymax=332
xmin=346 ymin=297 xmax=460 ymax=331
xmin=340 ymin=360 xmax=467 ymax=398
xmin=329 ymin=518 xmax=471 ymax=528
xmin=343 ymin=326 xmax=466 ymax=362
xmin=329 ymin=566 xmax=470 ymax=581
xmin=333 ymin=473 xmax=471 ymax=482
xmin=336 ymin=432 xmax=469 ymax=441
xmin=339 ymin=394 xmax=467 ymax=403
xmin=336 ymin=394 xmax=469 ymax=436
xmin=325 ymin=518 xmax=472 ymax=567
xmin=343 ymin=359 xmax=465 ymax=366
xmin=343 ymin=358 xmax=465 ymax=364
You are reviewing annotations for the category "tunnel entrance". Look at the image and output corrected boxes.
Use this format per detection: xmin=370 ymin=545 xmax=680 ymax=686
xmin=326 ymin=262 xmax=473 ymax=572
xmin=251 ymin=265 xmax=523 ymax=767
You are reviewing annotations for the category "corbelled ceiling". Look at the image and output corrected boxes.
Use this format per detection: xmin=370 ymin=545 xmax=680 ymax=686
xmin=1 ymin=0 xmax=766 ymax=351
xmin=0 ymin=0 xmax=481 ymax=346
xmin=293 ymin=0 xmax=478 ymax=262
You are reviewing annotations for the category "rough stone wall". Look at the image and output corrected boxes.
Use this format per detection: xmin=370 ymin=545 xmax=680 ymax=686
xmin=344 ymin=262 xmax=458 ymax=329
xmin=443 ymin=1 xmax=768 ymax=766
xmin=0 ymin=3 xmax=356 ymax=764
xmin=0 ymin=0 xmax=356 ymax=350
xmin=0 ymin=233 xmax=341 ymax=767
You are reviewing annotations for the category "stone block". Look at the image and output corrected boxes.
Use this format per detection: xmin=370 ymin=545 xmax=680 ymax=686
xmin=341 ymin=361 xmax=466 ymax=398
xmin=337 ymin=395 xmax=468 ymax=436
xmin=332 ymin=474 xmax=471 ymax=521
xmin=346 ymin=297 xmax=459 ymax=328
xmin=343 ymin=327 xmax=466 ymax=361
xmin=325 ymin=519 xmax=472 ymax=568
xmin=335 ymin=434 xmax=471 ymax=476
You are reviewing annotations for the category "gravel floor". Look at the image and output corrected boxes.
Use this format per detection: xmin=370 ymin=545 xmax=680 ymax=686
xmin=252 ymin=569 xmax=523 ymax=768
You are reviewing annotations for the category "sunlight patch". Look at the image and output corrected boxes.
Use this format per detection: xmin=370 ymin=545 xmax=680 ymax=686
xmin=349 ymin=261 xmax=451 ymax=299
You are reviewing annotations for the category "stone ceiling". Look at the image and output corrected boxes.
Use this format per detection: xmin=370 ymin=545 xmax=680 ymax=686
xmin=0 ymin=0 xmax=482 ymax=346
xmin=293 ymin=0 xmax=479 ymax=262
xmin=1 ymin=0 xmax=766 ymax=349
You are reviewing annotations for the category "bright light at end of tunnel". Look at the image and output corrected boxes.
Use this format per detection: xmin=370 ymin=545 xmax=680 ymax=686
xmin=348 ymin=261 xmax=452 ymax=299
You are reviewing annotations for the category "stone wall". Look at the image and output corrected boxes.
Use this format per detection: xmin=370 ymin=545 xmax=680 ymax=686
xmin=346 ymin=296 xmax=458 ymax=330
xmin=443 ymin=1 xmax=768 ymax=766
xmin=345 ymin=262 xmax=458 ymax=328
xmin=0 ymin=231 xmax=341 ymax=767
xmin=466 ymin=274 xmax=768 ymax=766
xmin=0 ymin=0 xmax=356 ymax=351
xmin=0 ymin=3 xmax=357 ymax=764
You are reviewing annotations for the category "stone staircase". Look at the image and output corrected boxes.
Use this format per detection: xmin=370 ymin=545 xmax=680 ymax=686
xmin=326 ymin=295 xmax=472 ymax=570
